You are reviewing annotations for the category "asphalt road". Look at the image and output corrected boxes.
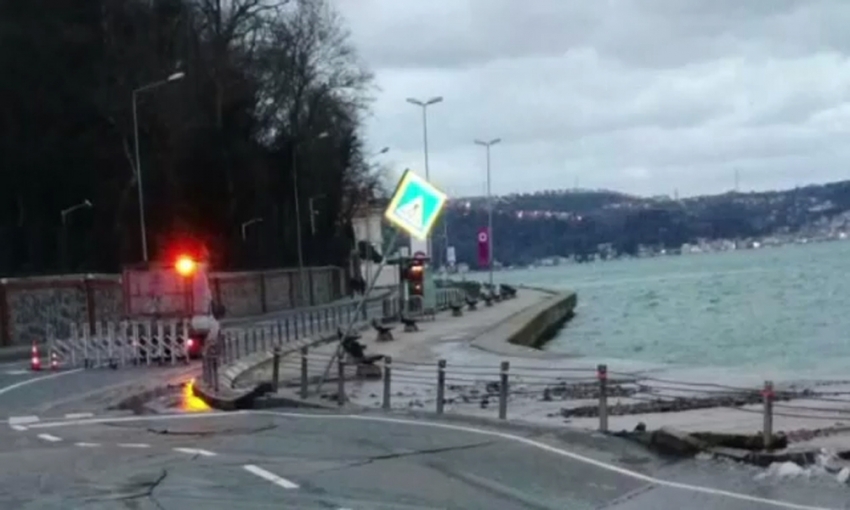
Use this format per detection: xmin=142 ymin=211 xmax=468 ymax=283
xmin=2 ymin=408 xmax=848 ymax=509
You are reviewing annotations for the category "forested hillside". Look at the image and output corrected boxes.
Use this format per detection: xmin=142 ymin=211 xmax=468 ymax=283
xmin=0 ymin=0 xmax=382 ymax=275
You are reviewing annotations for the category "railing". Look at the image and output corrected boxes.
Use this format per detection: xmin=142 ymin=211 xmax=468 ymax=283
xmin=263 ymin=353 xmax=850 ymax=448
xmin=200 ymin=287 xmax=471 ymax=390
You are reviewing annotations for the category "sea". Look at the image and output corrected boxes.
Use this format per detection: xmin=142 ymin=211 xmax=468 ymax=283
xmin=493 ymin=240 xmax=850 ymax=377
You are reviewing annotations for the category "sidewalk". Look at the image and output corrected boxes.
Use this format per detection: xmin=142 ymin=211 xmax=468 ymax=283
xmin=238 ymin=288 xmax=556 ymax=389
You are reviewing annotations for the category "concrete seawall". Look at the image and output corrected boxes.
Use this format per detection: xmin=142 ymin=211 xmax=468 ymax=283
xmin=470 ymin=287 xmax=577 ymax=358
xmin=508 ymin=290 xmax=577 ymax=348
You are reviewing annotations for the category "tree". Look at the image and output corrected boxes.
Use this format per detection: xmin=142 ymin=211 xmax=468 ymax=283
xmin=0 ymin=0 xmax=382 ymax=275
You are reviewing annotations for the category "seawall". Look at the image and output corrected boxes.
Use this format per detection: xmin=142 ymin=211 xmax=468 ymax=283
xmin=507 ymin=290 xmax=577 ymax=348
xmin=0 ymin=266 xmax=347 ymax=347
xmin=465 ymin=285 xmax=577 ymax=358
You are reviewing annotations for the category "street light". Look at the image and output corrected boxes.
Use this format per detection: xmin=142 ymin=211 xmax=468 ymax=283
xmin=406 ymin=96 xmax=443 ymax=260
xmin=308 ymin=195 xmax=325 ymax=236
xmin=132 ymin=71 xmax=186 ymax=263
xmin=61 ymin=199 xmax=93 ymax=225
xmin=60 ymin=199 xmax=93 ymax=271
xmin=474 ymin=138 xmax=501 ymax=286
xmin=241 ymin=217 xmax=263 ymax=241
xmin=293 ymin=130 xmax=329 ymax=305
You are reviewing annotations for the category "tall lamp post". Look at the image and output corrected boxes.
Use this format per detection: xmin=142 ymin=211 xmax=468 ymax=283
xmin=132 ymin=71 xmax=185 ymax=263
xmin=60 ymin=200 xmax=93 ymax=271
xmin=474 ymin=138 xmax=501 ymax=286
xmin=293 ymin=131 xmax=329 ymax=305
xmin=406 ymin=96 xmax=443 ymax=260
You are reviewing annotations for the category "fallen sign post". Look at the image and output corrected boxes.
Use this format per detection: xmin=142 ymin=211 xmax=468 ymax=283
xmin=314 ymin=169 xmax=447 ymax=398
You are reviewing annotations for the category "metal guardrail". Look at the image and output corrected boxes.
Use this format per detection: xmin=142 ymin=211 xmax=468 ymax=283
xmin=199 ymin=287 xmax=469 ymax=389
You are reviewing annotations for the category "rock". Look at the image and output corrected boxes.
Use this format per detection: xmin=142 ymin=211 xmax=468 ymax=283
xmin=837 ymin=467 xmax=850 ymax=484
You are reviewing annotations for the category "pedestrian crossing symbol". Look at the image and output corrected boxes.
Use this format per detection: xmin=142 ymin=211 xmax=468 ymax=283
xmin=384 ymin=169 xmax=447 ymax=240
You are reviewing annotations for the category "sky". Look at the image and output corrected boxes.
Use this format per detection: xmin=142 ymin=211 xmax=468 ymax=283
xmin=333 ymin=0 xmax=850 ymax=198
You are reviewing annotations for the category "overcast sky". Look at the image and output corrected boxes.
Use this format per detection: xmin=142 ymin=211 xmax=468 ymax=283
xmin=334 ymin=0 xmax=850 ymax=198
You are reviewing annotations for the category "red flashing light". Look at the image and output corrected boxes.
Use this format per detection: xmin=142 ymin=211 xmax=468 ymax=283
xmin=175 ymin=255 xmax=197 ymax=277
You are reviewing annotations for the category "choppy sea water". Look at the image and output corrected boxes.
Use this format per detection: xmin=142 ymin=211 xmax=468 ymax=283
xmin=492 ymin=241 xmax=850 ymax=376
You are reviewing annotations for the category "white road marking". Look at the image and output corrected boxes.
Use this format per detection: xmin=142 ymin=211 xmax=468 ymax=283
xmin=8 ymin=416 xmax=39 ymax=425
xmin=10 ymin=425 xmax=27 ymax=431
xmin=0 ymin=368 xmax=82 ymax=396
xmin=64 ymin=413 xmax=94 ymax=420
xmin=117 ymin=443 xmax=151 ymax=448
xmin=243 ymin=464 xmax=299 ymax=489
xmin=26 ymin=411 xmax=245 ymax=429
xmin=4 ymin=370 xmax=28 ymax=375
xmin=37 ymin=433 xmax=62 ymax=442
xmin=18 ymin=409 xmax=832 ymax=510
xmin=75 ymin=442 xmax=100 ymax=448
xmin=173 ymin=447 xmax=216 ymax=457
xmin=258 ymin=411 xmax=837 ymax=510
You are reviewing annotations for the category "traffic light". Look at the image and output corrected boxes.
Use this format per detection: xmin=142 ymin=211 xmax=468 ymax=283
xmin=406 ymin=260 xmax=424 ymax=296
xmin=175 ymin=255 xmax=197 ymax=277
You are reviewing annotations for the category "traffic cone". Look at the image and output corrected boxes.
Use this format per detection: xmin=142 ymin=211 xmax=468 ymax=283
xmin=30 ymin=342 xmax=41 ymax=371
xmin=50 ymin=351 xmax=58 ymax=371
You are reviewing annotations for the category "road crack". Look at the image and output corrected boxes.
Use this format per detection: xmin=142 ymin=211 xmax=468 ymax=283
xmin=316 ymin=440 xmax=496 ymax=474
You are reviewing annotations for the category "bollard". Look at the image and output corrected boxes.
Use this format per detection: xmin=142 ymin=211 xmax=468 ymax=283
xmin=300 ymin=347 xmax=309 ymax=399
xmin=212 ymin=354 xmax=220 ymax=393
xmin=382 ymin=356 xmax=392 ymax=410
xmin=285 ymin=318 xmax=291 ymax=342
xmin=598 ymin=364 xmax=609 ymax=432
xmin=337 ymin=358 xmax=346 ymax=406
xmin=763 ymin=380 xmax=774 ymax=450
xmin=271 ymin=346 xmax=281 ymax=393
xmin=436 ymin=359 xmax=446 ymax=415
xmin=276 ymin=321 xmax=282 ymax=346
xmin=499 ymin=361 xmax=509 ymax=420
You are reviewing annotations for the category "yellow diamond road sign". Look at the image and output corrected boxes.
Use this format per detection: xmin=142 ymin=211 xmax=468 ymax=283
xmin=384 ymin=170 xmax=447 ymax=240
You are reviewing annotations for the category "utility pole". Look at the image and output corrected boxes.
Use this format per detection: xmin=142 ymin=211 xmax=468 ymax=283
xmin=406 ymin=96 xmax=443 ymax=262
xmin=474 ymin=138 xmax=501 ymax=287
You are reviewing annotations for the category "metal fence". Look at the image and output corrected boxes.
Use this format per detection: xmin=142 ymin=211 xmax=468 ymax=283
xmin=198 ymin=287 xmax=467 ymax=388
xmin=266 ymin=353 xmax=850 ymax=448
xmin=42 ymin=290 xmax=445 ymax=371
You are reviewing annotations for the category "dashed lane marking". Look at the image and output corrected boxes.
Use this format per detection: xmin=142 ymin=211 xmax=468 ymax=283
xmin=20 ymin=409 xmax=834 ymax=510
xmin=174 ymin=447 xmax=217 ymax=457
xmin=117 ymin=443 xmax=151 ymax=449
xmin=8 ymin=416 xmax=39 ymax=430
xmin=64 ymin=413 xmax=94 ymax=420
xmin=75 ymin=442 xmax=100 ymax=448
xmin=243 ymin=465 xmax=299 ymax=489
xmin=9 ymin=413 xmax=96 ymax=430
xmin=4 ymin=370 xmax=28 ymax=375
xmin=37 ymin=434 xmax=62 ymax=442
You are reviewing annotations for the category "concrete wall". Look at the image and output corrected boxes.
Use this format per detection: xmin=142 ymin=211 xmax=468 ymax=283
xmin=0 ymin=266 xmax=346 ymax=347
xmin=506 ymin=291 xmax=577 ymax=348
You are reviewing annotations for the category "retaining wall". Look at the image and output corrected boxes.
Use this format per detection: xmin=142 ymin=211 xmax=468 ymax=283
xmin=0 ymin=266 xmax=346 ymax=347
xmin=507 ymin=291 xmax=577 ymax=348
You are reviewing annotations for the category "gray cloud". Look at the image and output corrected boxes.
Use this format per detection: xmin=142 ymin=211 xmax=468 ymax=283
xmin=334 ymin=0 xmax=850 ymax=197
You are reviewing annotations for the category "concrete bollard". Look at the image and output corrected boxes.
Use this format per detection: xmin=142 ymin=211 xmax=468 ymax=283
xmin=271 ymin=346 xmax=281 ymax=393
xmin=382 ymin=356 xmax=393 ymax=410
xmin=598 ymin=364 xmax=609 ymax=433
xmin=763 ymin=380 xmax=774 ymax=450
xmin=499 ymin=361 xmax=509 ymax=420
xmin=436 ymin=359 xmax=447 ymax=415
xmin=337 ymin=358 xmax=346 ymax=406
xmin=300 ymin=347 xmax=309 ymax=399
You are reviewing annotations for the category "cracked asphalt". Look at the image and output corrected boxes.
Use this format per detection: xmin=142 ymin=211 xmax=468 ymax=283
xmin=2 ymin=408 xmax=850 ymax=509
